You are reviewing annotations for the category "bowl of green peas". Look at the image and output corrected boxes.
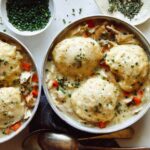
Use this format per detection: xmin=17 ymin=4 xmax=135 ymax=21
xmin=0 ymin=0 xmax=55 ymax=36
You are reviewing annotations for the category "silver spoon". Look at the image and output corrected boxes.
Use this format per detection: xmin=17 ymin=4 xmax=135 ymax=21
xmin=22 ymin=130 xmax=150 ymax=150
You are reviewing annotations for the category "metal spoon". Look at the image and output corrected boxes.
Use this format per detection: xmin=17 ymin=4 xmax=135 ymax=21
xmin=22 ymin=130 xmax=150 ymax=150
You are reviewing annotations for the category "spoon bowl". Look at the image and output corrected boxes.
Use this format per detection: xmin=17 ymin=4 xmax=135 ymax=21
xmin=38 ymin=133 xmax=77 ymax=150
xmin=22 ymin=130 xmax=150 ymax=150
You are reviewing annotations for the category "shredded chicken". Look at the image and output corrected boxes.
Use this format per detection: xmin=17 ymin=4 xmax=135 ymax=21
xmin=69 ymin=25 xmax=88 ymax=36
xmin=106 ymin=25 xmax=139 ymax=45
xmin=115 ymin=34 xmax=140 ymax=45
xmin=91 ymin=25 xmax=106 ymax=40
xmin=106 ymin=25 xmax=120 ymax=34
xmin=25 ymin=93 xmax=36 ymax=108
xmin=99 ymin=39 xmax=117 ymax=48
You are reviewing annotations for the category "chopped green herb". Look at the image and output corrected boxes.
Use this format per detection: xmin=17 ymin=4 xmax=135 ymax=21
xmin=84 ymin=108 xmax=88 ymax=112
xmin=72 ymin=8 xmax=75 ymax=16
xmin=72 ymin=8 xmax=75 ymax=12
xmin=68 ymin=93 xmax=71 ymax=98
xmin=108 ymin=0 xmax=143 ymax=20
xmin=6 ymin=0 xmax=51 ymax=31
xmin=62 ymin=19 xmax=66 ymax=24
xmin=115 ymin=102 xmax=122 ymax=114
xmin=74 ymin=53 xmax=87 ymax=68
xmin=2 ymin=129 xmax=6 ymax=135
xmin=45 ymin=69 xmax=49 ymax=72
xmin=4 ymin=61 xmax=8 ymax=65
xmin=79 ymin=8 xmax=82 ymax=14
xmin=57 ymin=86 xmax=66 ymax=94
xmin=57 ymin=77 xmax=67 ymax=88
xmin=72 ymin=81 xmax=80 ymax=88
xmin=135 ymin=62 xmax=139 ymax=66
xmin=3 ymin=29 xmax=6 ymax=32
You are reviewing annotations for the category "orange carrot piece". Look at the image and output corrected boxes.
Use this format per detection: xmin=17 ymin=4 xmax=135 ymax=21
xmin=52 ymin=80 xmax=59 ymax=88
xmin=133 ymin=97 xmax=141 ymax=105
xmin=10 ymin=122 xmax=21 ymax=131
xmin=32 ymin=73 xmax=38 ymax=82
xmin=32 ymin=89 xmax=38 ymax=97
xmin=4 ymin=128 xmax=11 ymax=134
xmin=98 ymin=121 xmax=107 ymax=128
xmin=21 ymin=62 xmax=31 ymax=71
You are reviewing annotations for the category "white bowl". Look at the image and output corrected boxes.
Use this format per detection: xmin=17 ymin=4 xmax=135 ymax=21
xmin=43 ymin=15 xmax=150 ymax=134
xmin=95 ymin=0 xmax=150 ymax=26
xmin=0 ymin=0 xmax=55 ymax=36
xmin=0 ymin=32 xmax=41 ymax=143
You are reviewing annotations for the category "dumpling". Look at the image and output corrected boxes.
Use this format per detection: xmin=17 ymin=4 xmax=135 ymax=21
xmin=71 ymin=76 xmax=120 ymax=123
xmin=106 ymin=44 xmax=149 ymax=92
xmin=0 ymin=87 xmax=25 ymax=128
xmin=0 ymin=40 xmax=23 ymax=86
xmin=52 ymin=37 xmax=103 ymax=78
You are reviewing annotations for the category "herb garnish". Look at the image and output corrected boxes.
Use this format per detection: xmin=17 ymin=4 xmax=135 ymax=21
xmin=79 ymin=8 xmax=82 ymax=14
xmin=74 ymin=53 xmax=87 ymax=68
xmin=6 ymin=0 xmax=51 ymax=31
xmin=62 ymin=19 xmax=66 ymax=24
xmin=108 ymin=0 xmax=143 ymax=20
xmin=3 ymin=29 xmax=7 ymax=32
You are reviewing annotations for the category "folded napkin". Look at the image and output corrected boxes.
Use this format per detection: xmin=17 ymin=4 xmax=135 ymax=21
xmin=29 ymin=89 xmax=120 ymax=148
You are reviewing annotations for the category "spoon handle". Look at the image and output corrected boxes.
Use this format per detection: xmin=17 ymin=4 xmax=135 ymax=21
xmin=78 ymin=128 xmax=134 ymax=141
xmin=79 ymin=145 xmax=150 ymax=150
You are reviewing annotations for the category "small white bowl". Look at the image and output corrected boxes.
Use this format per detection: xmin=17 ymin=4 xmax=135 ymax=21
xmin=95 ymin=0 xmax=150 ymax=26
xmin=0 ymin=0 xmax=55 ymax=36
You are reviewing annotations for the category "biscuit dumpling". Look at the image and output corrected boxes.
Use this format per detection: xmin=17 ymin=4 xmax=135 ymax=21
xmin=71 ymin=76 xmax=120 ymax=123
xmin=52 ymin=37 xmax=103 ymax=78
xmin=0 ymin=87 xmax=25 ymax=128
xmin=106 ymin=44 xmax=149 ymax=92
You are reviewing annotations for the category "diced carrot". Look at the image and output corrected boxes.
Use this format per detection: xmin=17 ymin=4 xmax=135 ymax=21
xmin=87 ymin=20 xmax=95 ymax=28
xmin=52 ymin=80 xmax=59 ymax=88
xmin=10 ymin=122 xmax=21 ymax=131
xmin=133 ymin=97 xmax=141 ymax=105
xmin=32 ymin=89 xmax=38 ymax=97
xmin=21 ymin=62 xmax=31 ymax=71
xmin=4 ymin=128 xmax=11 ymax=134
xmin=98 ymin=121 xmax=107 ymax=128
xmin=32 ymin=73 xmax=38 ymax=83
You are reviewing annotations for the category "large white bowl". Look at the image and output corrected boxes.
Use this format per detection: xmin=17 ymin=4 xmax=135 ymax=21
xmin=43 ymin=15 xmax=150 ymax=134
xmin=0 ymin=0 xmax=55 ymax=36
xmin=0 ymin=32 xmax=41 ymax=143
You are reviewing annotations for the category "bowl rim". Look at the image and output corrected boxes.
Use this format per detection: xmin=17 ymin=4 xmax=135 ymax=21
xmin=0 ymin=32 xmax=42 ymax=143
xmin=42 ymin=15 xmax=150 ymax=134
xmin=0 ymin=0 xmax=55 ymax=36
